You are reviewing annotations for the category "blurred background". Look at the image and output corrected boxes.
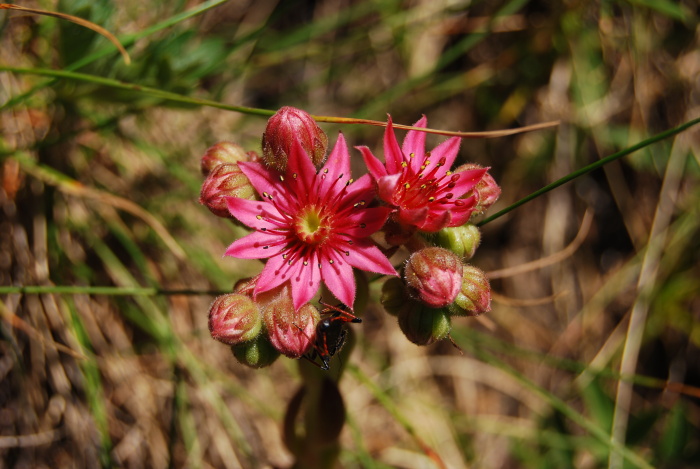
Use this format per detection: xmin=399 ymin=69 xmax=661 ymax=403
xmin=1 ymin=0 xmax=699 ymax=467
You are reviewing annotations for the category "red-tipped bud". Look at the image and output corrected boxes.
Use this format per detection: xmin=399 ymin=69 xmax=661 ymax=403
xmin=199 ymin=163 xmax=257 ymax=218
xmin=246 ymin=150 xmax=261 ymax=163
xmin=208 ymin=293 xmax=263 ymax=345
xmin=200 ymin=141 xmax=249 ymax=176
xmin=404 ymin=247 xmax=463 ymax=308
xmin=262 ymin=106 xmax=328 ymax=171
xmin=260 ymin=285 xmax=320 ymax=358
xmin=397 ymin=302 xmax=451 ymax=346
xmin=233 ymin=276 xmax=258 ymax=296
xmin=231 ymin=335 xmax=280 ymax=369
xmin=449 ymin=264 xmax=491 ymax=316
xmin=455 ymin=164 xmax=501 ymax=214
xmin=436 ymin=224 xmax=481 ymax=260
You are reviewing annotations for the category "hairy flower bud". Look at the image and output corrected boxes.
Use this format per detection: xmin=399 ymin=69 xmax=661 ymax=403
xmin=233 ymin=276 xmax=258 ymax=296
xmin=208 ymin=293 xmax=263 ymax=345
xmin=455 ymin=164 xmax=501 ymax=214
xmin=436 ymin=224 xmax=481 ymax=260
xmin=449 ymin=264 xmax=491 ymax=316
xmin=232 ymin=335 xmax=280 ymax=369
xmin=262 ymin=106 xmax=328 ymax=171
xmin=200 ymin=163 xmax=257 ymax=218
xmin=260 ymin=285 xmax=320 ymax=358
xmin=404 ymin=247 xmax=463 ymax=308
xmin=397 ymin=303 xmax=451 ymax=346
xmin=200 ymin=141 xmax=249 ymax=176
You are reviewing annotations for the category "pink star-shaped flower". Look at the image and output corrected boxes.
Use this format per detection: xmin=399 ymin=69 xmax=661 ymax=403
xmin=225 ymin=133 xmax=396 ymax=310
xmin=358 ymin=116 xmax=487 ymax=232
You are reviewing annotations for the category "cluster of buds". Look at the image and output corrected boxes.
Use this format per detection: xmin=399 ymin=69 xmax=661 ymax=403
xmin=381 ymin=241 xmax=491 ymax=345
xmin=208 ymin=283 xmax=323 ymax=368
xmin=201 ymin=106 xmax=498 ymax=367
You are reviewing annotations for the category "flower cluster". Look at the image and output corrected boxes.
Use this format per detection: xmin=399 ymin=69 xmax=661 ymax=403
xmin=201 ymin=107 xmax=499 ymax=367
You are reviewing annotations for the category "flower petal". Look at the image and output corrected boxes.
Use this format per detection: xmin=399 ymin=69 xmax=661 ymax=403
xmin=429 ymin=137 xmax=461 ymax=178
xmin=321 ymin=249 xmax=355 ymax=308
xmin=290 ymin=249 xmax=321 ymax=310
xmin=445 ymin=196 xmax=479 ymax=227
xmin=338 ymin=207 xmax=391 ymax=237
xmin=255 ymin=254 xmax=294 ymax=295
xmin=225 ymin=231 xmax=286 ymax=258
xmin=238 ymin=161 xmax=285 ymax=198
xmin=383 ymin=116 xmax=404 ymax=174
xmin=357 ymin=146 xmax=387 ymax=180
xmin=320 ymin=133 xmax=350 ymax=183
xmin=402 ymin=116 xmax=427 ymax=157
xmin=344 ymin=239 xmax=397 ymax=276
xmin=450 ymin=168 xmax=487 ymax=196
xmin=285 ymin=139 xmax=317 ymax=203
xmin=377 ymin=173 xmax=402 ymax=205
xmin=398 ymin=205 xmax=429 ymax=229
xmin=225 ymin=196 xmax=281 ymax=230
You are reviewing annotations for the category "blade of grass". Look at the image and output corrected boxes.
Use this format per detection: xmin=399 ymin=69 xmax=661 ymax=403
xmin=0 ymin=286 xmax=229 ymax=296
xmin=347 ymin=364 xmax=448 ymax=469
xmin=0 ymin=0 xmax=230 ymax=111
xmin=9 ymin=151 xmax=187 ymax=260
xmin=477 ymin=117 xmax=700 ymax=226
xmin=608 ymin=131 xmax=689 ymax=469
xmin=0 ymin=65 xmax=558 ymax=140
xmin=451 ymin=330 xmax=654 ymax=469
xmin=353 ymin=0 xmax=530 ymax=118
xmin=0 ymin=3 xmax=131 ymax=64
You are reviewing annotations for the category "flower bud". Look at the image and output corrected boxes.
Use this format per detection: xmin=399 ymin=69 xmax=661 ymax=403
xmin=199 ymin=163 xmax=257 ymax=218
xmin=208 ymin=293 xmax=263 ymax=345
xmin=436 ymin=224 xmax=481 ymax=260
xmin=233 ymin=276 xmax=258 ymax=296
xmin=397 ymin=303 xmax=451 ymax=346
xmin=232 ymin=335 xmax=280 ymax=369
xmin=246 ymin=150 xmax=261 ymax=163
xmin=380 ymin=277 xmax=408 ymax=316
xmin=260 ymin=286 xmax=320 ymax=358
xmin=200 ymin=141 xmax=249 ymax=176
xmin=404 ymin=247 xmax=463 ymax=308
xmin=449 ymin=264 xmax=491 ymax=316
xmin=262 ymin=106 xmax=328 ymax=171
xmin=455 ymin=164 xmax=501 ymax=214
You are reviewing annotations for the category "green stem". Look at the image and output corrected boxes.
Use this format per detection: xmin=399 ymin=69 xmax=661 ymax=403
xmin=0 ymin=66 xmax=273 ymax=117
xmin=477 ymin=116 xmax=700 ymax=226
xmin=0 ymin=285 xmax=227 ymax=296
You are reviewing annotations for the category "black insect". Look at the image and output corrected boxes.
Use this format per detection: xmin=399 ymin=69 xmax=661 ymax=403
xmin=303 ymin=303 xmax=361 ymax=371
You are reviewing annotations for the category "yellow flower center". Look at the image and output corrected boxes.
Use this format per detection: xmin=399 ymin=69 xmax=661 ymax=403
xmin=295 ymin=206 xmax=330 ymax=245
